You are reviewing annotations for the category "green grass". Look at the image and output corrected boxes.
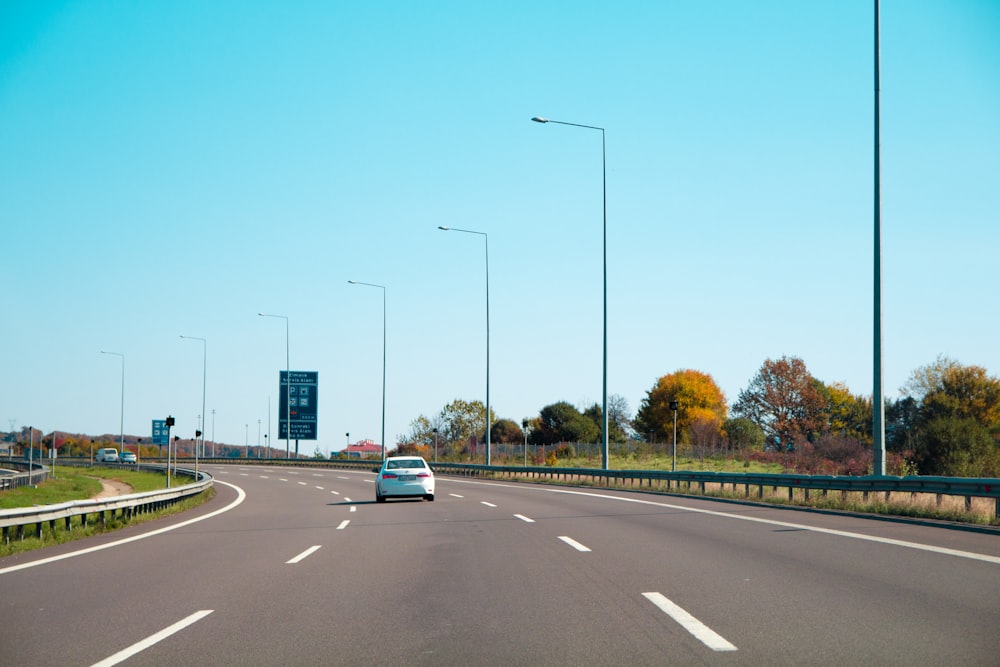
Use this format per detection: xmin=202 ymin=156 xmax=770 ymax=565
xmin=1 ymin=467 xmax=214 ymax=557
xmin=0 ymin=467 xmax=169 ymax=509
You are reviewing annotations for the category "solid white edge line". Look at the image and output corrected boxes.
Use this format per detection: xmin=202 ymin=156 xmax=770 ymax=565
xmin=444 ymin=478 xmax=1000 ymax=565
xmin=643 ymin=592 xmax=737 ymax=652
xmin=337 ymin=520 xmax=350 ymax=530
xmin=514 ymin=514 xmax=535 ymax=523
xmin=558 ymin=536 xmax=591 ymax=552
xmin=287 ymin=545 xmax=322 ymax=564
xmin=90 ymin=609 xmax=214 ymax=667
xmin=0 ymin=480 xmax=247 ymax=575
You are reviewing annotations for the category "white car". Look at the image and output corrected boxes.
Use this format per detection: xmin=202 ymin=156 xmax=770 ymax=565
xmin=95 ymin=448 xmax=119 ymax=463
xmin=375 ymin=456 xmax=435 ymax=502
xmin=119 ymin=451 xmax=137 ymax=464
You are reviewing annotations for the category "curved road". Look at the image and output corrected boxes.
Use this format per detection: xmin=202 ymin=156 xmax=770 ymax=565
xmin=2 ymin=464 xmax=999 ymax=665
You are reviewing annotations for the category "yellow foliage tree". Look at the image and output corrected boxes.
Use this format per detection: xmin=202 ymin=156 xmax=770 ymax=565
xmin=634 ymin=369 xmax=728 ymax=443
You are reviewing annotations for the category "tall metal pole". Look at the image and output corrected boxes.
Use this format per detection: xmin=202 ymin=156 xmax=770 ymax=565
xmin=873 ymin=0 xmax=887 ymax=476
xmin=180 ymin=335 xmax=206 ymax=475
xmin=437 ymin=227 xmax=491 ymax=465
xmin=531 ymin=116 xmax=609 ymax=470
xmin=259 ymin=313 xmax=290 ymax=459
xmin=348 ymin=281 xmax=387 ymax=460
xmin=100 ymin=351 xmax=125 ymax=457
xmin=671 ymin=403 xmax=678 ymax=473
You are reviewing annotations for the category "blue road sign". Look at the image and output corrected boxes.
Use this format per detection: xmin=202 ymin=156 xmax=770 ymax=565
xmin=279 ymin=371 xmax=318 ymax=440
xmin=152 ymin=420 xmax=168 ymax=445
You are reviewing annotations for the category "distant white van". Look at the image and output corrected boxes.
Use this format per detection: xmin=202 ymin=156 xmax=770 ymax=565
xmin=95 ymin=448 xmax=119 ymax=463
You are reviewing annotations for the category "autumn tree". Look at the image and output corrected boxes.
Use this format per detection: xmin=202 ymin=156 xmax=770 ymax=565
xmin=904 ymin=357 xmax=1000 ymax=475
xmin=531 ymin=401 xmax=599 ymax=445
xmin=731 ymin=356 xmax=824 ymax=450
xmin=816 ymin=381 xmax=872 ymax=443
xmin=634 ymin=369 xmax=727 ymax=444
xmin=490 ymin=418 xmax=524 ymax=444
xmin=400 ymin=398 xmax=494 ymax=447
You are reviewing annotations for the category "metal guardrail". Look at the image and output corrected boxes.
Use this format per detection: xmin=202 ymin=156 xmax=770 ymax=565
xmin=431 ymin=463 xmax=1000 ymax=518
xmin=0 ymin=460 xmax=50 ymax=491
xmin=0 ymin=466 xmax=212 ymax=544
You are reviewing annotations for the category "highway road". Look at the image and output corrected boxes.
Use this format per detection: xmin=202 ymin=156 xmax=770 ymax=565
xmin=2 ymin=463 xmax=999 ymax=665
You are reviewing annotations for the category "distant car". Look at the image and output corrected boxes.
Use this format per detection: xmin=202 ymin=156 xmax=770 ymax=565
xmin=95 ymin=448 xmax=119 ymax=463
xmin=119 ymin=451 xmax=137 ymax=464
xmin=375 ymin=456 xmax=435 ymax=502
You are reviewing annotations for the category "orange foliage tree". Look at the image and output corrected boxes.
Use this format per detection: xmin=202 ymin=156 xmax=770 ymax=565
xmin=634 ymin=369 xmax=728 ymax=444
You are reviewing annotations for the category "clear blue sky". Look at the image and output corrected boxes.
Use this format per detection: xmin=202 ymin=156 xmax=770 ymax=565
xmin=2 ymin=1 xmax=997 ymax=453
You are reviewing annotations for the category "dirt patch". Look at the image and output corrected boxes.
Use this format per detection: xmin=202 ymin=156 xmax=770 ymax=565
xmin=92 ymin=479 xmax=134 ymax=499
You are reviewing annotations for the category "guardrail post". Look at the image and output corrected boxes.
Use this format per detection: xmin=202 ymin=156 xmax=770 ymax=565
xmin=995 ymin=497 xmax=999 ymax=519
xmin=965 ymin=496 xmax=972 ymax=512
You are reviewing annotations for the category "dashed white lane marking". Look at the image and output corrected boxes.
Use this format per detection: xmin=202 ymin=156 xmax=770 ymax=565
xmin=481 ymin=501 xmax=497 ymax=508
xmin=350 ymin=506 xmax=356 ymax=513
xmin=643 ymin=592 xmax=737 ymax=652
xmin=287 ymin=545 xmax=322 ymax=564
xmin=446 ymin=479 xmax=1000 ymax=565
xmin=514 ymin=514 xmax=535 ymax=523
xmin=558 ymin=536 xmax=591 ymax=552
xmin=91 ymin=610 xmax=214 ymax=667
xmin=449 ymin=493 xmax=464 ymax=498
xmin=330 ymin=490 xmax=340 ymax=495
xmin=344 ymin=497 xmax=353 ymax=503
xmin=297 ymin=481 xmax=308 ymax=486
xmin=337 ymin=520 xmax=350 ymax=530
xmin=316 ymin=486 xmax=325 ymax=490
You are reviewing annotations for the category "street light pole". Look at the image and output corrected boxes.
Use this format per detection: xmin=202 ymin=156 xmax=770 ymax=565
xmin=348 ymin=281 xmax=387 ymax=461
xmin=258 ymin=313 xmax=290 ymax=459
xmin=100 ymin=351 xmax=125 ymax=458
xmin=872 ymin=0 xmax=887 ymax=477
xmin=180 ymin=335 xmax=206 ymax=474
xmin=532 ymin=116 xmax=609 ymax=470
xmin=437 ymin=226 xmax=491 ymax=466
xmin=522 ymin=418 xmax=529 ymax=467
xmin=670 ymin=400 xmax=679 ymax=473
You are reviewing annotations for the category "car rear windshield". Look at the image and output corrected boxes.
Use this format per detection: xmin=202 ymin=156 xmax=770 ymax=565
xmin=386 ymin=460 xmax=425 ymax=470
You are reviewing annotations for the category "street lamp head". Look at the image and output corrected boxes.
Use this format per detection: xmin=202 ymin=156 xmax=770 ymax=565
xmin=531 ymin=116 xmax=549 ymax=123
xmin=347 ymin=280 xmax=357 ymax=284
xmin=437 ymin=226 xmax=450 ymax=231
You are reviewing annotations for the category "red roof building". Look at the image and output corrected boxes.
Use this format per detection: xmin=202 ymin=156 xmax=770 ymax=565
xmin=342 ymin=439 xmax=382 ymax=457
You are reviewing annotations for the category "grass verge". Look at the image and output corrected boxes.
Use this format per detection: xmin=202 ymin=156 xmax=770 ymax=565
xmin=1 ymin=468 xmax=215 ymax=557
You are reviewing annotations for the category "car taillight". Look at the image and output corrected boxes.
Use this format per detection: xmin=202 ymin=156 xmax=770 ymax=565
xmin=417 ymin=472 xmax=430 ymax=478
xmin=382 ymin=473 xmax=397 ymax=479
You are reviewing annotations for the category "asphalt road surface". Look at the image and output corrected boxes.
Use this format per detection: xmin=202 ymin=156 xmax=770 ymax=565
xmin=2 ymin=464 xmax=999 ymax=666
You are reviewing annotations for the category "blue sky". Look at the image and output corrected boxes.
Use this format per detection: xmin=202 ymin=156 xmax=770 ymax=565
xmin=2 ymin=1 xmax=997 ymax=454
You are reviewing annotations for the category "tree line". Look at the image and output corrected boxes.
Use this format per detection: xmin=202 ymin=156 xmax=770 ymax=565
xmin=400 ymin=355 xmax=1000 ymax=477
